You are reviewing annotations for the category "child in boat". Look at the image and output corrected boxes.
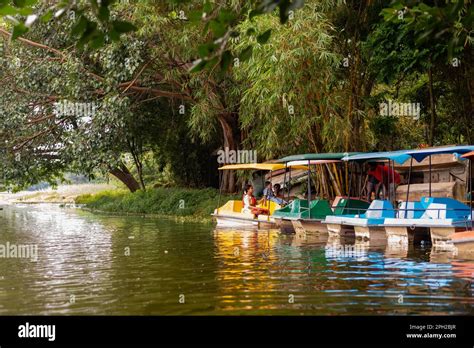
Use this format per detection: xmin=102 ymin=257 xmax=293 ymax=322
xmin=242 ymin=184 xmax=269 ymax=216
xmin=273 ymin=184 xmax=284 ymax=199
xmin=263 ymin=181 xmax=287 ymax=205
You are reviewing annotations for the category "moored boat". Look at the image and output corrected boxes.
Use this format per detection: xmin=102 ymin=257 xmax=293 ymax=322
xmin=273 ymin=153 xmax=370 ymax=235
xmin=323 ymin=150 xmax=407 ymax=239
xmin=381 ymin=146 xmax=474 ymax=246
xmin=451 ymin=231 xmax=474 ymax=254
xmin=212 ymin=163 xmax=307 ymax=229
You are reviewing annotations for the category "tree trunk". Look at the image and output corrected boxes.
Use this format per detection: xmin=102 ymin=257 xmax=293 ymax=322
xmin=218 ymin=113 xmax=238 ymax=193
xmin=109 ymin=164 xmax=141 ymax=193
xmin=463 ymin=50 xmax=474 ymax=144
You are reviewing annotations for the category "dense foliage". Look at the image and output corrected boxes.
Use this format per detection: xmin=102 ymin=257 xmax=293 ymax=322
xmin=0 ymin=0 xmax=472 ymax=192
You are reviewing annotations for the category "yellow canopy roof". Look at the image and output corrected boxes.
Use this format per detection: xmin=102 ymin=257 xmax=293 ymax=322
xmin=218 ymin=163 xmax=308 ymax=171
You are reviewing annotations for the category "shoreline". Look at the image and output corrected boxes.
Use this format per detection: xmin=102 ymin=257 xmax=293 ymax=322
xmin=1 ymin=185 xmax=230 ymax=224
xmin=79 ymin=207 xmax=214 ymax=224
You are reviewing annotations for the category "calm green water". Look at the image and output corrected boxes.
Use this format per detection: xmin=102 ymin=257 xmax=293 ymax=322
xmin=0 ymin=204 xmax=473 ymax=315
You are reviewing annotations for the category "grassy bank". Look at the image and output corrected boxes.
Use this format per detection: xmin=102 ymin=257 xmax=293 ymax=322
xmin=76 ymin=187 xmax=239 ymax=222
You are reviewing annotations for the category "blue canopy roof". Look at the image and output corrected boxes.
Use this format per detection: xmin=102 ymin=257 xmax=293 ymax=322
xmin=343 ymin=150 xmax=412 ymax=164
xmin=343 ymin=145 xmax=474 ymax=164
xmin=405 ymin=145 xmax=474 ymax=162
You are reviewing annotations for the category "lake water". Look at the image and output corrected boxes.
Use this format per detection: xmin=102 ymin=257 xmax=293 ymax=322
xmin=0 ymin=204 xmax=473 ymax=315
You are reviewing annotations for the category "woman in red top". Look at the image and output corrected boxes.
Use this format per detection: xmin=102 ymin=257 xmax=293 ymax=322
xmin=367 ymin=162 xmax=400 ymax=201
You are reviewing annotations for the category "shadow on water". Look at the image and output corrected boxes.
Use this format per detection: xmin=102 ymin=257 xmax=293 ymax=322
xmin=0 ymin=204 xmax=472 ymax=315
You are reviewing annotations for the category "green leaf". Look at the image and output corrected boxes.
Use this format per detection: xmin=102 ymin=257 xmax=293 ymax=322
xmin=12 ymin=23 xmax=28 ymax=40
xmin=220 ymin=50 xmax=232 ymax=71
xmin=209 ymin=20 xmax=226 ymax=37
xmin=246 ymin=27 xmax=256 ymax=36
xmin=239 ymin=45 xmax=253 ymax=61
xmin=203 ymin=1 xmax=212 ymax=14
xmin=71 ymin=16 xmax=88 ymax=37
xmin=112 ymin=20 xmax=137 ymax=33
xmin=218 ymin=9 xmax=235 ymax=24
xmin=109 ymin=29 xmax=120 ymax=42
xmin=98 ymin=5 xmax=110 ymax=21
xmin=13 ymin=0 xmax=26 ymax=8
xmin=249 ymin=9 xmax=262 ymax=20
xmin=197 ymin=42 xmax=217 ymax=58
xmin=188 ymin=10 xmax=202 ymax=23
xmin=89 ymin=33 xmax=105 ymax=49
xmin=0 ymin=5 xmax=18 ymax=15
xmin=257 ymin=29 xmax=272 ymax=44
xmin=77 ymin=21 xmax=98 ymax=47
xmin=40 ymin=10 xmax=53 ymax=23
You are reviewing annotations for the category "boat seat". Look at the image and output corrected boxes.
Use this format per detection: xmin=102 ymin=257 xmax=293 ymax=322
xmin=420 ymin=198 xmax=470 ymax=220
xmin=333 ymin=196 xmax=370 ymax=216
xmin=361 ymin=200 xmax=395 ymax=219
xmin=273 ymin=199 xmax=331 ymax=220
xmin=331 ymin=200 xmax=395 ymax=227
xmin=397 ymin=201 xmax=426 ymax=219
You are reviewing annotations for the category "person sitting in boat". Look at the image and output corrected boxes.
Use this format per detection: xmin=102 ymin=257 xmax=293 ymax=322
xmin=242 ymin=184 xmax=269 ymax=216
xmin=263 ymin=181 xmax=287 ymax=205
xmin=367 ymin=162 xmax=400 ymax=201
xmin=273 ymin=184 xmax=285 ymax=199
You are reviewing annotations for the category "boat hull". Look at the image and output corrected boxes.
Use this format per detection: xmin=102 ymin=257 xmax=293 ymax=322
xmin=452 ymin=231 xmax=474 ymax=253
xmin=384 ymin=225 xmax=430 ymax=246
xmin=354 ymin=225 xmax=386 ymax=243
xmin=326 ymin=223 xmax=355 ymax=238
xmin=292 ymin=219 xmax=328 ymax=235
xmin=430 ymin=226 xmax=469 ymax=247
xmin=213 ymin=214 xmax=277 ymax=229
xmin=274 ymin=218 xmax=295 ymax=234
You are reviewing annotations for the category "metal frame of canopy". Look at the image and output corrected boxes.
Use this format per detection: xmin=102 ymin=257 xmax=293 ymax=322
xmin=324 ymin=146 xmax=474 ymax=243
xmin=276 ymin=153 xmax=360 ymax=220
xmin=342 ymin=145 xmax=474 ymax=211
xmin=461 ymin=151 xmax=474 ymax=229
xmin=217 ymin=162 xmax=308 ymax=198
xmin=216 ymin=162 xmax=309 ymax=214
xmin=286 ymin=159 xmax=343 ymax=219
xmin=344 ymin=146 xmax=474 ymax=245
xmin=319 ymin=150 xmax=411 ymax=240
xmin=217 ymin=163 xmax=308 ymax=171
xmin=273 ymin=153 xmax=365 ymax=235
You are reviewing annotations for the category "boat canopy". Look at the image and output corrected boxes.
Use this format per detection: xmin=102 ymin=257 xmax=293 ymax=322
xmin=405 ymin=145 xmax=474 ymax=162
xmin=277 ymin=152 xmax=360 ymax=163
xmin=462 ymin=151 xmax=474 ymax=159
xmin=343 ymin=145 xmax=474 ymax=164
xmin=342 ymin=150 xmax=412 ymax=164
xmin=218 ymin=163 xmax=308 ymax=171
xmin=286 ymin=159 xmax=342 ymax=166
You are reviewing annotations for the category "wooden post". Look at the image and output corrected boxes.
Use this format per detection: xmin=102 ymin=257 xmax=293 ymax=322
xmin=470 ymin=158 xmax=473 ymax=229
xmin=308 ymin=160 xmax=311 ymax=219
xmin=405 ymin=157 xmax=413 ymax=217
xmin=429 ymin=155 xmax=432 ymax=197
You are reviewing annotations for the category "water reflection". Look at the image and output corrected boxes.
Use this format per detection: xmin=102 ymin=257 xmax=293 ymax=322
xmin=0 ymin=205 xmax=472 ymax=315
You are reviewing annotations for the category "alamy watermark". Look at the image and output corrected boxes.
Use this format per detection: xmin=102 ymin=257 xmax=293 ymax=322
xmin=379 ymin=100 xmax=420 ymax=120
xmin=217 ymin=146 xmax=257 ymax=164
xmin=53 ymin=100 xmax=98 ymax=118
xmin=325 ymin=244 xmax=366 ymax=258
xmin=0 ymin=242 xmax=38 ymax=262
